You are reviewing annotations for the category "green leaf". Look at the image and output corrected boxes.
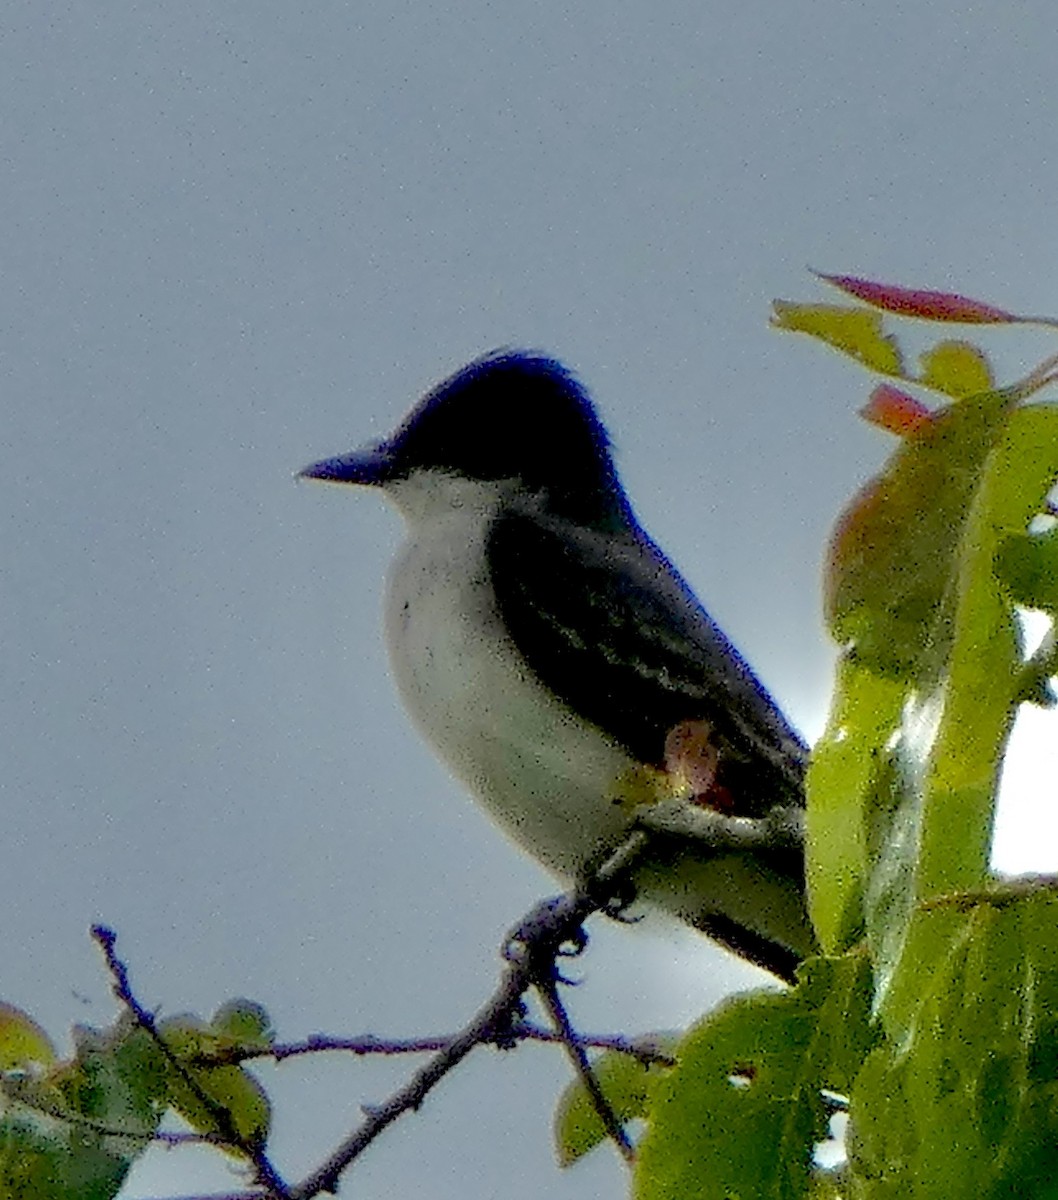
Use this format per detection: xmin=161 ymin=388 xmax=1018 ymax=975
xmin=209 ymin=999 xmax=274 ymax=1052
xmin=851 ymin=893 xmax=1058 ymax=1198
xmin=815 ymin=390 xmax=1048 ymax=1024
xmin=995 ymin=528 xmax=1058 ymax=612
xmin=56 ymin=1020 xmax=167 ymax=1134
xmin=0 ymin=1110 xmax=132 ymax=1200
xmin=635 ymin=956 xmax=875 ymax=1200
xmin=918 ymin=340 xmax=994 ymax=398
xmin=553 ymin=1036 xmax=677 ymax=1166
xmin=771 ymin=302 xmax=905 ymax=376
xmin=805 ymin=658 xmax=904 ymax=954
xmin=879 ymin=403 xmax=1058 ymax=1035
xmin=825 ymin=388 xmax=1017 ymax=677
xmin=774 ymin=283 xmax=1058 ymax=1195
xmin=0 ymin=1003 xmax=56 ymax=1070
xmin=0 ymin=1017 xmax=164 ymax=1200
xmin=0 ymin=997 xmax=276 ymax=1196
xmin=158 ymin=1015 xmax=271 ymax=1152
xmin=795 ymin=953 xmax=877 ymax=1096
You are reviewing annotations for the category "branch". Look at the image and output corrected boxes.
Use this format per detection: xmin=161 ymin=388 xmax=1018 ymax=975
xmin=86 ymin=829 xmax=655 ymax=1200
xmin=91 ymin=925 xmax=292 ymax=1200
xmin=204 ymin=1025 xmax=676 ymax=1067
xmin=289 ymin=830 xmax=650 ymax=1197
xmin=535 ymin=973 xmax=636 ymax=1162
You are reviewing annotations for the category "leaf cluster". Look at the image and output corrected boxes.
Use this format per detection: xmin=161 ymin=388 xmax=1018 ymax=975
xmin=555 ymin=276 xmax=1058 ymax=1198
xmin=0 ymin=998 xmax=272 ymax=1199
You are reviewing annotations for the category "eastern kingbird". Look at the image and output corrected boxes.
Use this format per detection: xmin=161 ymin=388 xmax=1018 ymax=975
xmin=300 ymin=351 xmax=816 ymax=981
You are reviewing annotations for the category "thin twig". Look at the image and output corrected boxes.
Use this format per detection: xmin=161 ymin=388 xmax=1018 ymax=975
xmin=202 ymin=1025 xmax=675 ymax=1068
xmin=288 ymin=830 xmax=651 ymax=1198
xmin=535 ymin=974 xmax=636 ymax=1163
xmin=91 ymin=924 xmax=292 ymax=1200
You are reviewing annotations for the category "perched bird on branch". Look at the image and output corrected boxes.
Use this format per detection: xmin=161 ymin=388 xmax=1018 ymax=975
xmin=301 ymin=351 xmax=816 ymax=981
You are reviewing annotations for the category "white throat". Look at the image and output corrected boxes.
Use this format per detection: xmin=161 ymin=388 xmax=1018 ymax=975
xmin=381 ymin=469 xmax=517 ymax=529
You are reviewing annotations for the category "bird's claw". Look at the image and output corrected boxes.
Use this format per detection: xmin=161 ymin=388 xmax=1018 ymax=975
xmin=503 ymin=894 xmax=588 ymax=965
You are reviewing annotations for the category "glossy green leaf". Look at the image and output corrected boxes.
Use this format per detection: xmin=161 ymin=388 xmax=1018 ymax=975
xmin=635 ymin=956 xmax=874 ymax=1200
xmin=816 ymin=389 xmax=1036 ymax=1024
xmin=851 ymin=893 xmax=1058 ymax=1198
xmin=880 ymin=403 xmax=1058 ymax=1034
xmin=775 ymin=280 xmax=1058 ymax=1196
xmin=805 ymin=658 xmax=904 ymax=953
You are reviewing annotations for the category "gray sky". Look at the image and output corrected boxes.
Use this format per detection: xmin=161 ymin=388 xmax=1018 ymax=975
xmin=4 ymin=3 xmax=1058 ymax=1196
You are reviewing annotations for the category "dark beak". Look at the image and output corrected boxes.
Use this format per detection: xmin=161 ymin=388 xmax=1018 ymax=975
xmin=298 ymin=439 xmax=395 ymax=486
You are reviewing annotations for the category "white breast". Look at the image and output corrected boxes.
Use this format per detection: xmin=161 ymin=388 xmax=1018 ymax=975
xmin=381 ymin=473 xmax=638 ymax=878
xmin=372 ymin=472 xmax=815 ymax=965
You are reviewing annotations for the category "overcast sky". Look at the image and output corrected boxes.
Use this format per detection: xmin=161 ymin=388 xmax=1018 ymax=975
xmin=5 ymin=3 xmax=1058 ymax=1197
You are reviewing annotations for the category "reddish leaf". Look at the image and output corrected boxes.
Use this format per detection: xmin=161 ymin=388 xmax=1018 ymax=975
xmin=860 ymin=384 xmax=935 ymax=437
xmin=816 ymin=272 xmax=1017 ymax=324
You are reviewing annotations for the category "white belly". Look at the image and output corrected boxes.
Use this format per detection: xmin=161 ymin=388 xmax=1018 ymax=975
xmin=384 ymin=506 xmax=639 ymax=879
xmin=377 ymin=479 xmax=814 ymax=966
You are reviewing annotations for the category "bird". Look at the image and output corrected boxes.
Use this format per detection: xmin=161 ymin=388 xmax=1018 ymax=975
xmin=299 ymin=350 xmax=817 ymax=982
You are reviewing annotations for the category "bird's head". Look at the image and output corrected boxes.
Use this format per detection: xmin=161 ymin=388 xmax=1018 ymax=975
xmin=299 ymin=351 xmax=632 ymax=528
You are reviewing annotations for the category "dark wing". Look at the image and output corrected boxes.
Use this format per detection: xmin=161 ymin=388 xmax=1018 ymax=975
xmin=487 ymin=509 xmax=806 ymax=816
